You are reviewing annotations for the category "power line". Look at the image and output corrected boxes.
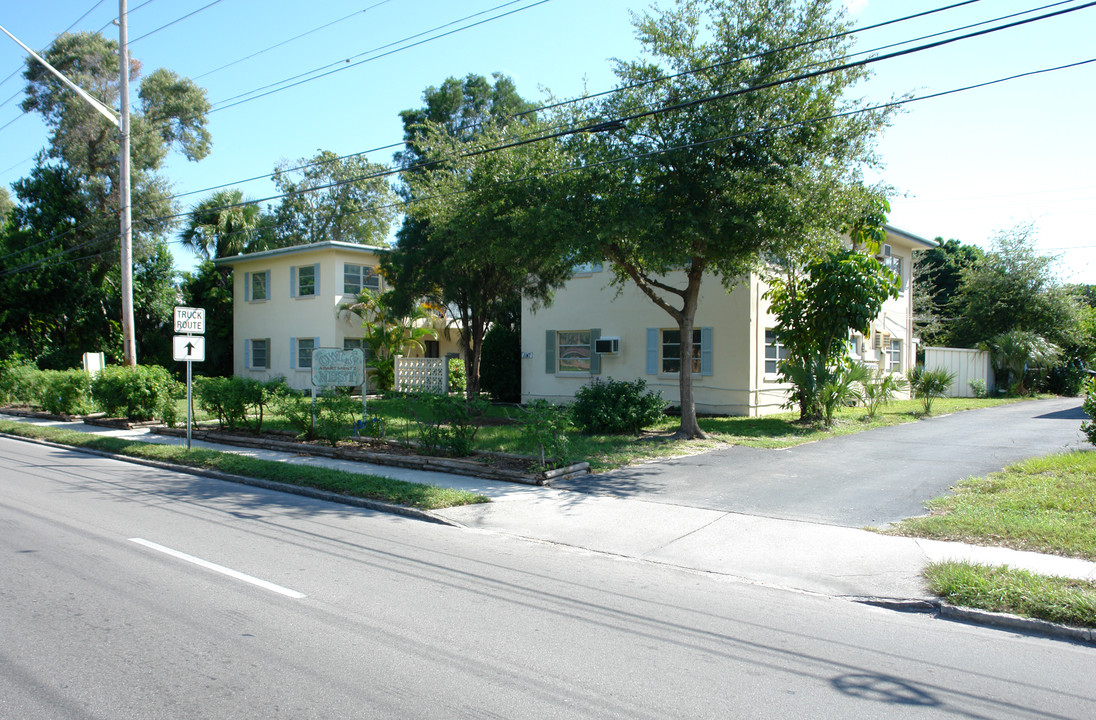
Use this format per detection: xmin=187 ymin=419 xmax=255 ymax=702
xmin=169 ymin=0 xmax=1074 ymax=202
xmin=210 ymin=0 xmax=553 ymax=112
xmin=13 ymin=54 xmax=1091 ymax=279
xmin=129 ymin=0 xmax=225 ymax=45
xmin=192 ymin=0 xmax=396 ymax=81
xmin=6 ymin=0 xmax=1091 ymax=266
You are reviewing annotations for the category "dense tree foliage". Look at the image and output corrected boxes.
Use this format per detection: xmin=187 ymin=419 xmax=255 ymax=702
xmin=949 ymin=224 xmax=1079 ymax=349
xmin=911 ymin=238 xmax=984 ymax=347
xmin=767 ymin=249 xmax=899 ymax=420
xmin=272 ymin=150 xmax=396 ymax=247
xmin=560 ymin=0 xmax=895 ymax=437
xmin=0 ymin=32 xmax=210 ymax=368
xmin=385 ymin=74 xmax=571 ymax=397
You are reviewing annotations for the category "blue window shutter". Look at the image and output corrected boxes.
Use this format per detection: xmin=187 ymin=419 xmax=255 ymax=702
xmin=244 ymin=272 xmax=251 ymax=302
xmin=244 ymin=339 xmax=251 ymax=369
xmin=545 ymin=330 xmax=556 ymax=374
xmin=646 ymin=328 xmax=658 ymax=374
xmin=313 ymin=264 xmax=320 ymax=295
xmin=589 ymin=328 xmax=601 ymax=375
xmin=700 ymin=326 xmax=713 ymax=376
xmin=290 ymin=266 xmax=297 ymax=297
xmin=290 ymin=338 xmax=297 ymax=369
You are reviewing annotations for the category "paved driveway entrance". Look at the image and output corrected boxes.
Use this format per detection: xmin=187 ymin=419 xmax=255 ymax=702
xmin=552 ymin=398 xmax=1089 ymax=527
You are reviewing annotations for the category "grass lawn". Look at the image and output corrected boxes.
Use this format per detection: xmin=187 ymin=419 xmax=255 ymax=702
xmin=926 ymin=562 xmax=1096 ymax=629
xmin=0 ymin=419 xmax=489 ymax=511
xmin=359 ymin=394 xmax=1020 ymax=472
xmin=886 ymin=450 xmax=1096 ymax=628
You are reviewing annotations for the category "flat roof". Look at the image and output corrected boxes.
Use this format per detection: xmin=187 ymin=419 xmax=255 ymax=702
xmin=212 ymin=240 xmax=390 ymax=266
xmin=885 ymin=225 xmax=938 ymax=249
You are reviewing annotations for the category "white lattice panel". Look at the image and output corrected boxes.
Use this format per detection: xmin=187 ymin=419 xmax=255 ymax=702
xmin=395 ymin=357 xmax=449 ymax=394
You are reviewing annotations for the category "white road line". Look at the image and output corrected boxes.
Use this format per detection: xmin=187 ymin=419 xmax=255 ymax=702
xmin=129 ymin=538 xmax=306 ymax=599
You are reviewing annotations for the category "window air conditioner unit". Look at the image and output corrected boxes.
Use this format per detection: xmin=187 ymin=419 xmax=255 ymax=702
xmin=594 ymin=337 xmax=620 ymax=354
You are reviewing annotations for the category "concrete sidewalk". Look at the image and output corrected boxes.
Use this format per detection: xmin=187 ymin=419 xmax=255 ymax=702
xmin=6 ymin=414 xmax=1096 ymax=605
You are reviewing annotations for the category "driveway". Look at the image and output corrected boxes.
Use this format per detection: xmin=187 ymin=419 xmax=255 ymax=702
xmin=551 ymin=397 xmax=1090 ymax=528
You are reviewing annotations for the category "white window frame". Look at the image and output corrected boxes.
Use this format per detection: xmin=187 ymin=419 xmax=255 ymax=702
xmin=885 ymin=338 xmax=902 ymax=373
xmin=247 ymin=338 xmax=269 ymax=370
xmin=343 ymin=263 xmax=380 ymax=295
xmin=661 ymin=328 xmax=701 ymax=375
xmin=293 ymin=264 xmax=318 ymax=298
xmin=764 ymin=329 xmax=789 ymax=378
xmin=249 ymin=271 xmax=269 ymax=302
xmin=293 ymin=337 xmax=316 ymax=370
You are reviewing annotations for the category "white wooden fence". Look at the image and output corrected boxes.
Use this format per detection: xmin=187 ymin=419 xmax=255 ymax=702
xmin=923 ymin=347 xmax=995 ymax=397
xmin=394 ymin=357 xmax=449 ymax=395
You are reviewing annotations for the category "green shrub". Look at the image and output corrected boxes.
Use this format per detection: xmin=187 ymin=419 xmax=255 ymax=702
xmin=410 ymin=392 xmax=487 ymax=457
xmin=1040 ymin=357 xmax=1089 ymax=397
xmin=0 ymin=355 xmax=42 ymax=406
xmin=479 ymin=325 xmax=521 ymax=403
xmin=571 ymin=377 xmax=665 ymax=435
xmin=908 ymin=366 xmax=957 ymax=416
xmin=448 ymin=356 xmax=467 ymax=395
xmin=1080 ymin=379 xmax=1096 ymax=446
xmin=91 ymin=365 xmax=180 ymax=424
xmin=968 ymin=378 xmax=988 ymax=399
xmin=194 ymin=375 xmax=287 ymax=432
xmin=313 ymin=391 xmax=362 ymax=447
xmin=518 ymin=399 xmax=572 ymax=470
xmin=39 ymin=369 xmax=95 ymax=416
xmin=861 ymin=369 xmax=909 ymax=420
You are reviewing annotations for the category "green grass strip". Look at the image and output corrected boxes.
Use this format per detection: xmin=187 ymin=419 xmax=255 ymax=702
xmin=0 ymin=420 xmax=489 ymax=511
xmin=886 ymin=451 xmax=1096 ymax=560
xmin=926 ymin=561 xmax=1096 ymax=629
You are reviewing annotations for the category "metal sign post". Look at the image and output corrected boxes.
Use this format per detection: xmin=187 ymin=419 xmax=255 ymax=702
xmin=173 ymin=307 xmax=206 ymax=449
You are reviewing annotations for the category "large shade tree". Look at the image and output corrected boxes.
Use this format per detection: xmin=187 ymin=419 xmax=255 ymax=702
xmin=0 ymin=31 xmax=210 ymax=367
xmin=562 ymin=0 xmax=896 ymax=438
xmin=385 ymin=74 xmax=573 ymax=397
xmin=272 ymin=150 xmax=396 ymax=246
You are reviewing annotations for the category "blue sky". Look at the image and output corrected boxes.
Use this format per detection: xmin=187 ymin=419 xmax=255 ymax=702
xmin=2 ymin=0 xmax=1094 ymax=280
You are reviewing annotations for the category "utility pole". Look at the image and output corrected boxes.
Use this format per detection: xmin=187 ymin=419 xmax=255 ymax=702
xmin=0 ymin=16 xmax=136 ymax=366
xmin=118 ymin=0 xmax=136 ymax=367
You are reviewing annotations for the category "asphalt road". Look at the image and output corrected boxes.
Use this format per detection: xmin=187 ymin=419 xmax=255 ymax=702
xmin=3 ymin=435 xmax=1096 ymax=719
xmin=553 ymin=397 xmax=1089 ymax=527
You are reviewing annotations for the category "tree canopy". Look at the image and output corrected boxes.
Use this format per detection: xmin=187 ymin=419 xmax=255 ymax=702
xmin=385 ymin=74 xmax=572 ymax=397
xmin=0 ymin=31 xmax=211 ymax=368
xmin=559 ymin=0 xmax=896 ymax=437
xmin=272 ymin=150 xmax=397 ymax=246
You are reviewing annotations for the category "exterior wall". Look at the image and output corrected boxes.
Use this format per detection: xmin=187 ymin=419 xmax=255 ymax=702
xmin=522 ymin=266 xmax=762 ymax=415
xmin=222 ymin=242 xmax=461 ymax=393
xmin=924 ymin=347 xmax=994 ymax=397
xmin=521 ymin=228 xmax=930 ymax=416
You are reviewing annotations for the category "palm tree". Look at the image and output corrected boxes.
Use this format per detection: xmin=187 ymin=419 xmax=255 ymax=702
xmin=984 ymin=330 xmax=1061 ymax=395
xmin=180 ymin=189 xmax=263 ymax=261
xmin=337 ymin=288 xmax=439 ymax=392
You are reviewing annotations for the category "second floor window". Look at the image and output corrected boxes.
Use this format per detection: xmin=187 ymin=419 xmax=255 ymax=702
xmin=344 ymin=264 xmax=380 ymax=295
xmin=250 ymin=271 xmax=268 ymax=301
xmin=296 ymin=264 xmax=316 ymax=296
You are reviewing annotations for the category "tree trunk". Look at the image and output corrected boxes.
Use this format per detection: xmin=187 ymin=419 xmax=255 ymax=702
xmin=674 ymin=270 xmax=707 ymax=440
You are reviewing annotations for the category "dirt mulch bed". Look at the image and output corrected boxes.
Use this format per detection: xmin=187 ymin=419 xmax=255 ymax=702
xmin=152 ymin=425 xmax=587 ymax=486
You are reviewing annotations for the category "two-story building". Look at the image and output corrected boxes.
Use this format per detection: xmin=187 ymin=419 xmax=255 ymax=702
xmin=521 ymin=226 xmax=936 ymax=416
xmin=213 ymin=241 xmax=461 ymax=393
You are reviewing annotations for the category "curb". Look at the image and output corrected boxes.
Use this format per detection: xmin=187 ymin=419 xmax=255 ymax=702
xmin=849 ymin=595 xmax=1095 ymax=645
xmin=0 ymin=431 xmax=465 ymax=528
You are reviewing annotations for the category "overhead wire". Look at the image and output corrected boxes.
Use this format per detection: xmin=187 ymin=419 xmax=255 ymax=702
xmin=4 ymin=0 xmax=1092 ymax=273
xmin=209 ymin=0 xmax=553 ymax=111
xmin=192 ymin=0 xmax=396 ymax=81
